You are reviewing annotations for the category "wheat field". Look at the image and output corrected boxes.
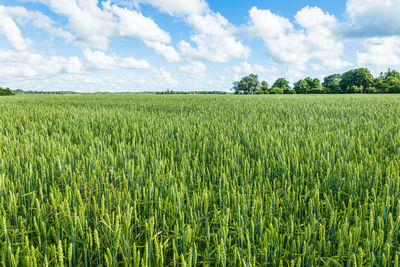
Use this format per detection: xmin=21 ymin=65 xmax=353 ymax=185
xmin=1 ymin=94 xmax=400 ymax=266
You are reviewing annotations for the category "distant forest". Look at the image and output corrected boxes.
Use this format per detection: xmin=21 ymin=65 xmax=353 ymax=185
xmin=233 ymin=68 xmax=400 ymax=94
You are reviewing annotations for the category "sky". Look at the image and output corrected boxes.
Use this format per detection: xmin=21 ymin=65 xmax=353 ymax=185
xmin=0 ymin=0 xmax=400 ymax=92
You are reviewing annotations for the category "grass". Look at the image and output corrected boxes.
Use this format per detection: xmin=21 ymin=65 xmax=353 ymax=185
xmin=0 ymin=94 xmax=400 ymax=266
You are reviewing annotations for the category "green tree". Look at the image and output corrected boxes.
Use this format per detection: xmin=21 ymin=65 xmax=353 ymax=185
xmin=232 ymin=74 xmax=260 ymax=94
xmin=322 ymin=74 xmax=341 ymax=93
xmin=0 ymin=87 xmax=15 ymax=96
xmin=384 ymin=69 xmax=400 ymax=93
xmin=256 ymin=80 xmax=269 ymax=94
xmin=372 ymin=69 xmax=400 ymax=93
xmin=294 ymin=77 xmax=323 ymax=94
xmin=269 ymin=87 xmax=284 ymax=94
xmin=294 ymin=79 xmax=309 ymax=94
xmin=373 ymin=76 xmax=387 ymax=93
xmin=272 ymin=78 xmax=292 ymax=94
xmin=339 ymin=68 xmax=373 ymax=93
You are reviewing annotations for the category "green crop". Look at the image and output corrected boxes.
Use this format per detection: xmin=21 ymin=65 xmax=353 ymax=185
xmin=0 ymin=94 xmax=400 ymax=266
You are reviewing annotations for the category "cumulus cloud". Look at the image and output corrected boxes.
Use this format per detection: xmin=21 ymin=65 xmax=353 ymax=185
xmin=144 ymin=41 xmax=181 ymax=62
xmin=119 ymin=57 xmax=151 ymax=69
xmin=83 ymin=49 xmax=151 ymax=70
xmin=286 ymin=69 xmax=304 ymax=83
xmin=176 ymin=12 xmax=249 ymax=63
xmin=233 ymin=61 xmax=268 ymax=75
xmin=0 ymin=47 xmax=178 ymax=92
xmin=4 ymin=5 xmax=74 ymax=42
xmin=179 ymin=61 xmax=206 ymax=78
xmin=152 ymin=67 xmax=177 ymax=86
xmin=137 ymin=0 xmax=207 ymax=16
xmin=0 ymin=48 xmax=84 ymax=79
xmin=0 ymin=5 xmax=31 ymax=51
xmin=107 ymin=4 xmax=171 ymax=43
xmin=344 ymin=0 xmax=400 ymax=37
xmin=178 ymin=34 xmax=249 ymax=63
xmin=247 ymin=7 xmax=292 ymax=39
xmin=25 ymin=0 xmax=171 ymax=50
xmin=177 ymin=11 xmax=250 ymax=63
xmin=137 ymin=0 xmax=249 ymax=63
xmin=247 ymin=6 xmax=351 ymax=71
xmin=357 ymin=37 xmax=400 ymax=66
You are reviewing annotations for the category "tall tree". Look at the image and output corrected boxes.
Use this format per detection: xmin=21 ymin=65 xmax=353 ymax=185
xmin=232 ymin=74 xmax=260 ymax=94
xmin=339 ymin=68 xmax=374 ymax=93
xmin=272 ymin=78 xmax=292 ymax=93
xmin=384 ymin=69 xmax=400 ymax=93
xmin=261 ymin=80 xmax=269 ymax=93
xmin=322 ymin=74 xmax=341 ymax=93
xmin=294 ymin=79 xmax=310 ymax=94
xmin=0 ymin=87 xmax=15 ymax=96
xmin=294 ymin=77 xmax=323 ymax=94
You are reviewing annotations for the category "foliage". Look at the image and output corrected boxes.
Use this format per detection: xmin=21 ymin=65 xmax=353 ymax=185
xmin=233 ymin=68 xmax=400 ymax=95
xmin=269 ymin=87 xmax=284 ymax=94
xmin=232 ymin=74 xmax=260 ymax=94
xmin=294 ymin=77 xmax=324 ymax=94
xmin=381 ymin=69 xmax=400 ymax=93
xmin=1 ymin=95 xmax=400 ymax=266
xmin=0 ymin=87 xmax=15 ymax=96
xmin=272 ymin=78 xmax=292 ymax=93
xmin=256 ymin=80 xmax=269 ymax=94
xmin=322 ymin=74 xmax=342 ymax=93
xmin=339 ymin=68 xmax=374 ymax=93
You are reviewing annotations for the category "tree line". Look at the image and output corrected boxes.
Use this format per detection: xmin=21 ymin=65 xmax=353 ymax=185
xmin=233 ymin=68 xmax=400 ymax=94
xmin=0 ymin=87 xmax=14 ymax=96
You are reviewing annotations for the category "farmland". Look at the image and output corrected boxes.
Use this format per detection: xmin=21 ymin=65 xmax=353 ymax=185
xmin=1 ymin=94 xmax=400 ymax=266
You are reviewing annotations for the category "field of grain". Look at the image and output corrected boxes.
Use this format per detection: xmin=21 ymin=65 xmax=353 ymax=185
xmin=1 ymin=95 xmax=400 ymax=266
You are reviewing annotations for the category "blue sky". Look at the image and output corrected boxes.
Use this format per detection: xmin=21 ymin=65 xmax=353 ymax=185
xmin=0 ymin=0 xmax=399 ymax=92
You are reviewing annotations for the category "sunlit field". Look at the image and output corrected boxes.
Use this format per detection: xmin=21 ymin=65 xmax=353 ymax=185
xmin=1 ymin=94 xmax=400 ymax=266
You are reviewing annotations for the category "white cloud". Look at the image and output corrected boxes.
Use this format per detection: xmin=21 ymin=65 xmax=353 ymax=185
xmin=5 ymin=5 xmax=74 ymax=42
xmin=188 ymin=12 xmax=230 ymax=36
xmin=0 ymin=47 xmax=176 ymax=92
xmin=120 ymin=57 xmax=151 ymax=69
xmin=179 ymin=61 xmax=206 ymax=78
xmin=247 ymin=7 xmax=292 ymax=39
xmin=248 ymin=6 xmax=351 ymax=71
xmin=26 ymin=0 xmax=170 ymax=50
xmin=108 ymin=4 xmax=171 ymax=43
xmin=179 ymin=11 xmax=250 ymax=63
xmin=286 ymin=69 xmax=304 ymax=83
xmin=295 ymin=6 xmax=337 ymax=35
xmin=294 ymin=7 xmax=352 ymax=70
xmin=0 ymin=48 xmax=84 ymax=78
xmin=0 ymin=5 xmax=31 ymax=51
xmin=138 ymin=0 xmax=207 ymax=16
xmin=138 ymin=0 xmax=249 ymax=63
xmin=175 ymin=11 xmax=249 ymax=63
xmin=31 ymin=0 xmax=115 ymax=50
xmin=144 ymin=41 xmax=181 ymax=62
xmin=345 ymin=0 xmax=400 ymax=37
xmin=233 ymin=61 xmax=268 ymax=75
xmin=179 ymin=34 xmax=249 ymax=63
xmin=83 ymin=49 xmax=151 ymax=70
xmin=83 ymin=49 xmax=117 ymax=70
xmin=265 ymin=32 xmax=310 ymax=69
xmin=357 ymin=37 xmax=400 ymax=66
xmin=152 ymin=67 xmax=177 ymax=86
